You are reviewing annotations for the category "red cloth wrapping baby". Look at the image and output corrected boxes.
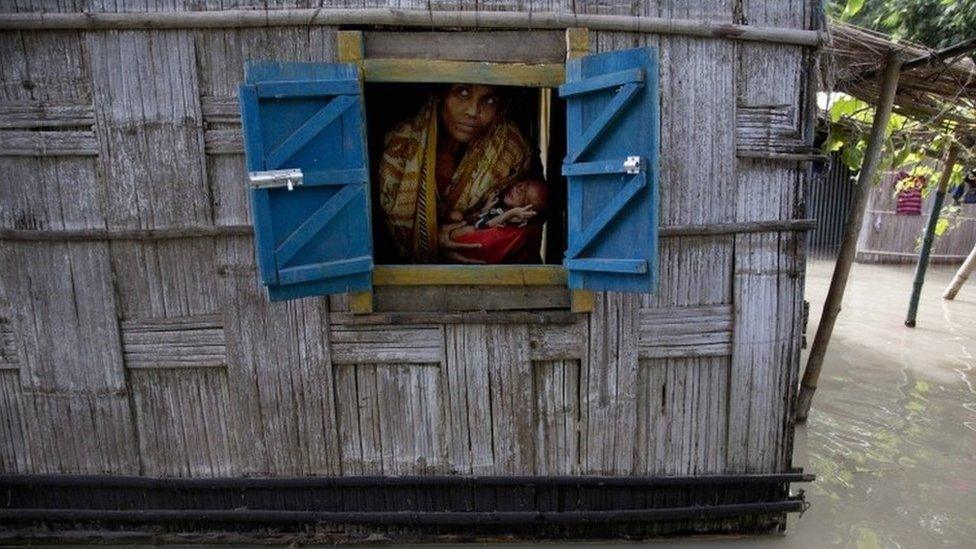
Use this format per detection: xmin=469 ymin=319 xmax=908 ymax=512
xmin=451 ymin=223 xmax=544 ymax=264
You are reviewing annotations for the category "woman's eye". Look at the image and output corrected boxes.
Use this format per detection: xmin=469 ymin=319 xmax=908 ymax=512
xmin=457 ymin=87 xmax=470 ymax=97
xmin=485 ymin=97 xmax=497 ymax=106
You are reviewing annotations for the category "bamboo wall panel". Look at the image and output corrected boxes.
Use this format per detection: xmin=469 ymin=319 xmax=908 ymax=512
xmin=129 ymin=367 xmax=234 ymax=476
xmin=0 ymin=100 xmax=93 ymax=129
xmin=533 ymin=359 xmax=580 ymax=475
xmin=16 ymin=389 xmax=138 ymax=474
xmin=638 ymin=305 xmax=733 ymax=358
xmin=443 ymin=324 xmax=536 ymax=474
xmin=742 ymin=0 xmax=809 ymax=29
xmin=580 ymin=292 xmax=638 ymax=475
xmin=0 ymin=1 xmax=810 ymax=482
xmin=0 ymin=31 xmax=90 ymax=102
xmin=0 ymin=242 xmax=123 ymax=391
xmin=330 ymin=325 xmax=444 ymax=364
xmin=727 ymin=41 xmax=806 ymax=473
xmin=0 ymin=371 xmax=28 ymax=472
xmin=856 ymin=172 xmax=976 ymax=264
xmin=728 ymin=231 xmax=803 ymax=473
xmin=634 ymin=357 xmax=729 ymax=475
xmin=110 ymin=239 xmax=220 ymax=318
xmin=640 ymin=236 xmax=734 ymax=308
xmin=121 ymin=315 xmax=227 ymax=369
xmin=0 ymin=157 xmax=104 ymax=231
xmin=0 ymin=316 xmax=18 ymax=370
xmin=335 ymin=363 xmax=445 ymax=475
xmin=217 ymin=235 xmax=341 ymax=475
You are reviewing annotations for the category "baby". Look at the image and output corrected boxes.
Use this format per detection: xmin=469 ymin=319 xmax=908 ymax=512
xmin=448 ymin=179 xmax=549 ymax=239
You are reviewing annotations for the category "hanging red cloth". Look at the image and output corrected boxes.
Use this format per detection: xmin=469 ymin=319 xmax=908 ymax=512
xmin=894 ymin=172 xmax=925 ymax=216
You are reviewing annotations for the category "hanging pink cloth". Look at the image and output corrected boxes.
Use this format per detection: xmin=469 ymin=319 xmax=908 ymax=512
xmin=894 ymin=172 xmax=925 ymax=216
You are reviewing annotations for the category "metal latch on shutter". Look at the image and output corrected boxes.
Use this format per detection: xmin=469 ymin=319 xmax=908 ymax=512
xmin=624 ymin=156 xmax=641 ymax=174
xmin=249 ymin=168 xmax=303 ymax=191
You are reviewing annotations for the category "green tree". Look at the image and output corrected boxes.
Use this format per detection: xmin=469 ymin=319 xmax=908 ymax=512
xmin=827 ymin=0 xmax=976 ymax=50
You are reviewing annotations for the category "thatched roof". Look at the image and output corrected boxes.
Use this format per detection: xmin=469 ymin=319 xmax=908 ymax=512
xmin=824 ymin=21 xmax=976 ymax=136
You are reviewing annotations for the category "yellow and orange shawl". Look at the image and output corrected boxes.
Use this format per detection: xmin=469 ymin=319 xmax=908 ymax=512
xmin=377 ymin=98 xmax=531 ymax=263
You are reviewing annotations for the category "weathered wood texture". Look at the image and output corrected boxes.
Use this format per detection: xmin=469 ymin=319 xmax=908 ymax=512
xmin=0 ymin=1 xmax=809 ymax=486
xmin=857 ymin=171 xmax=976 ymax=264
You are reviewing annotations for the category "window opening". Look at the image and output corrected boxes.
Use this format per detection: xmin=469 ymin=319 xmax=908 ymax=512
xmin=364 ymin=82 xmax=568 ymax=266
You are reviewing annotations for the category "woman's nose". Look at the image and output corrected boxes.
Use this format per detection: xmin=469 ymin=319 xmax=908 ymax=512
xmin=464 ymin=102 xmax=479 ymax=118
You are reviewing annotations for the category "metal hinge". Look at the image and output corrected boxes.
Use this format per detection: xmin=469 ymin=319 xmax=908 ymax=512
xmin=624 ymin=156 xmax=641 ymax=174
xmin=249 ymin=168 xmax=303 ymax=191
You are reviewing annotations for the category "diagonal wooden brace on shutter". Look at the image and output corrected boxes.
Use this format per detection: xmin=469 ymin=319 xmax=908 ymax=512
xmin=560 ymin=69 xmax=644 ymax=164
xmin=275 ymin=183 xmax=367 ymax=266
xmin=563 ymin=158 xmax=647 ymax=273
xmin=265 ymin=93 xmax=358 ymax=169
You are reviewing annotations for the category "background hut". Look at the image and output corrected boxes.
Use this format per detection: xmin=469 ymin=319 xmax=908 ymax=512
xmin=0 ymin=0 xmax=819 ymax=540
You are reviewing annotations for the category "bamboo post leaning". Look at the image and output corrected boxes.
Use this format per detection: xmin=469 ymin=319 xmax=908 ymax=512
xmin=943 ymin=241 xmax=976 ymax=300
xmin=795 ymin=51 xmax=903 ymax=423
xmin=905 ymin=144 xmax=960 ymax=326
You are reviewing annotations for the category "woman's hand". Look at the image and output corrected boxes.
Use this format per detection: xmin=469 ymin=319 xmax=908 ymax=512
xmin=438 ymin=221 xmax=485 ymax=264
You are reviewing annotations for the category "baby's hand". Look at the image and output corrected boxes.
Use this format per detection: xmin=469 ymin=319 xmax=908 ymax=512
xmin=447 ymin=210 xmax=465 ymax=222
xmin=507 ymin=205 xmax=536 ymax=223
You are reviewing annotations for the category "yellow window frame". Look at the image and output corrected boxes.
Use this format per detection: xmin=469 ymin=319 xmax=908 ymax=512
xmin=339 ymin=29 xmax=593 ymax=313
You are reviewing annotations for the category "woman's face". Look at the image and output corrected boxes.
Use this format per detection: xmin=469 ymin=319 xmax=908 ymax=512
xmin=440 ymin=84 xmax=500 ymax=143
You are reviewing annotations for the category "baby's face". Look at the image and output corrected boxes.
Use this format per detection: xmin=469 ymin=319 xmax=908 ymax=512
xmin=503 ymin=181 xmax=546 ymax=209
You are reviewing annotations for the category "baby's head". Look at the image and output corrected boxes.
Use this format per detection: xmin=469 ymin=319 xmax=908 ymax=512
xmin=502 ymin=179 xmax=548 ymax=213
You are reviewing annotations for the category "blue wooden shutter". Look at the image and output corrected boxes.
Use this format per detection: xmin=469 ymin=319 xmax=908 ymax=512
xmin=559 ymin=47 xmax=659 ymax=293
xmin=239 ymin=62 xmax=372 ymax=302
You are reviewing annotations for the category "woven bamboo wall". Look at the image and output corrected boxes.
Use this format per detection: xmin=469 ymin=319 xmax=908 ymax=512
xmin=0 ymin=0 xmax=813 ymax=479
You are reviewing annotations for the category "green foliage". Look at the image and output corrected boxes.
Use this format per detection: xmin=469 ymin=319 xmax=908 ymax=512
xmin=828 ymin=0 xmax=976 ymax=50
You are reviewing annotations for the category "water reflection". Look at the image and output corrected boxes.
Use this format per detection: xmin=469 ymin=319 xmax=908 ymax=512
xmin=793 ymin=259 xmax=976 ymax=548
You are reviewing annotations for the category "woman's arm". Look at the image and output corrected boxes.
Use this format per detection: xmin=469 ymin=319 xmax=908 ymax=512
xmin=438 ymin=221 xmax=485 ymax=264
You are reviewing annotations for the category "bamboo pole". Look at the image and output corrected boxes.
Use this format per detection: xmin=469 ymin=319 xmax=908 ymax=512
xmin=0 ymin=219 xmax=816 ymax=243
xmin=943 ymin=241 xmax=976 ymax=300
xmin=795 ymin=51 xmax=903 ymax=423
xmin=905 ymin=144 xmax=960 ymax=326
xmin=0 ymin=8 xmax=823 ymax=46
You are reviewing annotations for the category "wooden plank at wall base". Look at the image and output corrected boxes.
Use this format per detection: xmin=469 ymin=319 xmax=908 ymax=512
xmin=534 ymin=359 xmax=581 ymax=475
xmin=217 ymin=236 xmax=341 ymax=476
xmin=634 ymin=357 xmax=729 ymax=476
xmin=335 ymin=363 xmax=447 ymax=475
xmin=580 ymin=292 xmax=639 ymax=474
xmin=128 ymin=368 xmax=234 ymax=477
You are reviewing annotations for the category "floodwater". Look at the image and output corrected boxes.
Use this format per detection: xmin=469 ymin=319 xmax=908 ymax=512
xmin=779 ymin=258 xmax=976 ymax=548
xmin=620 ymin=258 xmax=976 ymax=548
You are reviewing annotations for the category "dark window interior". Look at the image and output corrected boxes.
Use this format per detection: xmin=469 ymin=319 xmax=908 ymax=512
xmin=364 ymin=83 xmax=567 ymax=265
